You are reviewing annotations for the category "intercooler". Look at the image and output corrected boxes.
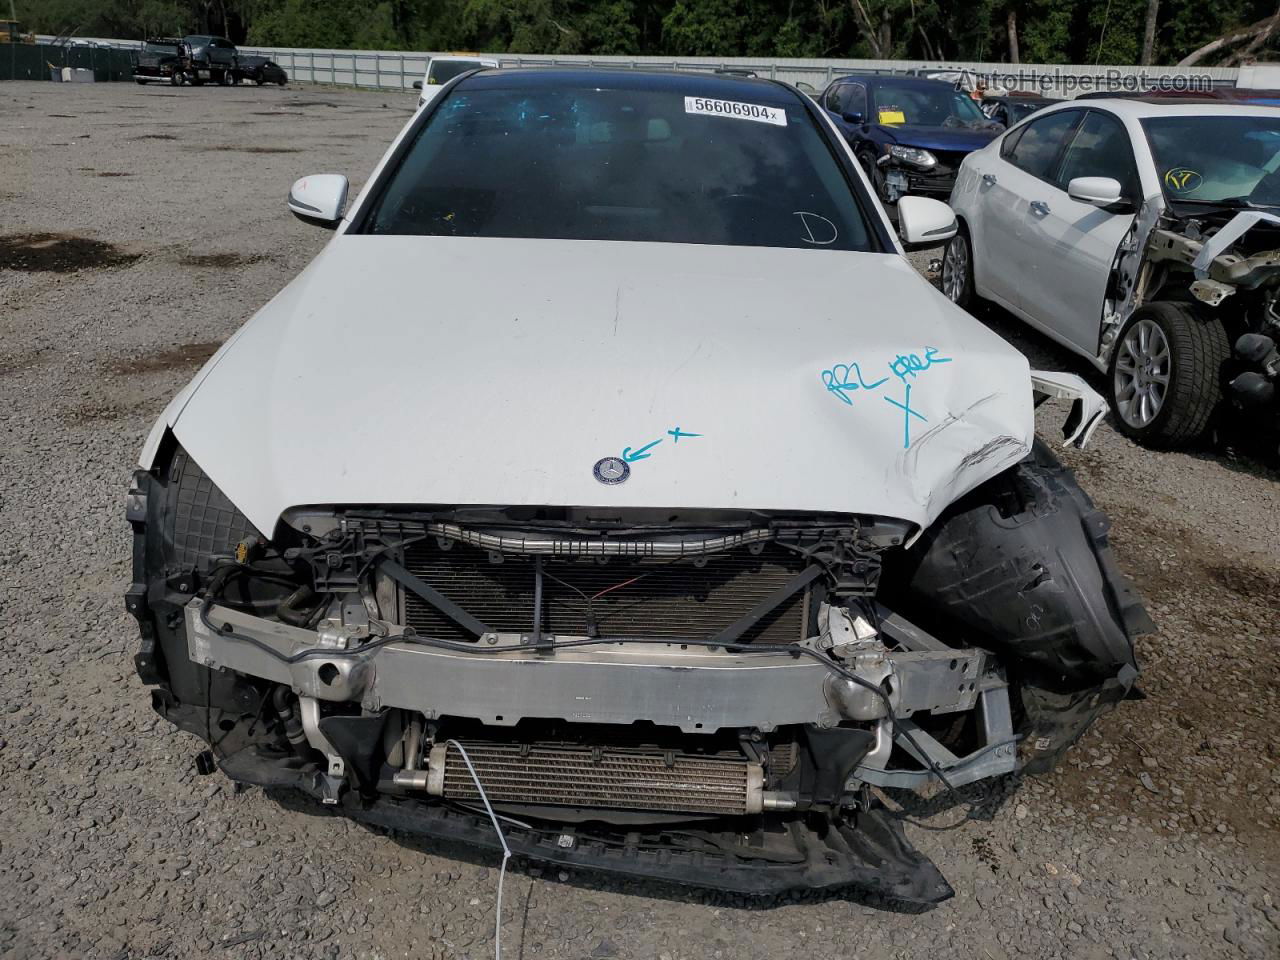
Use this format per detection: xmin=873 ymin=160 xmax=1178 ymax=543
xmin=425 ymin=741 xmax=765 ymax=815
xmin=400 ymin=540 xmax=809 ymax=643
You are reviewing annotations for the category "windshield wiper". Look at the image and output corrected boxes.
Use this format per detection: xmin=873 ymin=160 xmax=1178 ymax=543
xmin=1170 ymin=196 xmax=1258 ymax=208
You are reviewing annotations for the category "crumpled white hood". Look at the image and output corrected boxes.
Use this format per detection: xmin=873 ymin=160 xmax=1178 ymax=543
xmin=157 ymin=236 xmax=1033 ymax=534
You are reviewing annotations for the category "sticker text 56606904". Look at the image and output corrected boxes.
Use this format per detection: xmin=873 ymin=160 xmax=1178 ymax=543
xmin=684 ymin=97 xmax=787 ymax=127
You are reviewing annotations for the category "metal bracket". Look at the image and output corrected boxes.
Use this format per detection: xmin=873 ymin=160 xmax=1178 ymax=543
xmin=298 ymin=695 xmax=346 ymax=803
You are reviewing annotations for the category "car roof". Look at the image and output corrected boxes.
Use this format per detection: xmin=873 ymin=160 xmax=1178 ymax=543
xmin=431 ymin=54 xmax=498 ymax=62
xmin=461 ymin=67 xmax=800 ymax=105
xmin=1040 ymin=98 xmax=1280 ymax=120
xmin=830 ymin=74 xmax=959 ymax=91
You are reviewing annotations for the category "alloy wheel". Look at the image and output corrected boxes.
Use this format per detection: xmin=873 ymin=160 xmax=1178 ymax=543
xmin=1113 ymin=318 xmax=1172 ymax=428
xmin=942 ymin=233 xmax=969 ymax=303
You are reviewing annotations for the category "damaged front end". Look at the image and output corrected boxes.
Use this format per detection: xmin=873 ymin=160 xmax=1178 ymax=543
xmin=1105 ymin=203 xmax=1280 ymax=440
xmin=126 ymin=434 xmax=1149 ymax=903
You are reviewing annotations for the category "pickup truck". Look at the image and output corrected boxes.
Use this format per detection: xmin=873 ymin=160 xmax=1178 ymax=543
xmin=133 ymin=37 xmax=183 ymax=85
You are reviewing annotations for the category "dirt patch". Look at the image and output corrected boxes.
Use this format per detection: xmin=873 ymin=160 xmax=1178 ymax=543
xmin=129 ymin=133 xmax=177 ymax=141
xmin=0 ymin=233 xmax=141 ymax=273
xmin=1202 ymin=557 xmax=1280 ymax=612
xmin=1046 ymin=507 xmax=1280 ymax=847
xmin=198 ymin=145 xmax=301 ymax=154
xmin=61 ymin=401 xmax=130 ymax=425
xmin=178 ymin=252 xmax=266 ymax=268
xmin=104 ymin=341 xmax=221 ymax=376
xmin=251 ymin=111 xmax=304 ymax=117
xmin=0 ymin=352 xmax=43 ymax=378
xmin=96 ymin=171 xmax=132 ymax=178
xmin=47 ymin=114 xmax=77 ymax=118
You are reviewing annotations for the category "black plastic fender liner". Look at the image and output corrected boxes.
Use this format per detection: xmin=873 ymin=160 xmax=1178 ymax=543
xmin=1016 ymin=672 xmax=1135 ymax=774
xmin=883 ymin=440 xmax=1153 ymax=767
xmin=126 ymin=436 xmax=274 ymax=712
xmin=888 ymin=440 xmax=1151 ymax=683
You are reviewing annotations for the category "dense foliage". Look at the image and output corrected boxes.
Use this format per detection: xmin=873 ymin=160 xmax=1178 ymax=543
xmin=19 ymin=0 xmax=1280 ymax=66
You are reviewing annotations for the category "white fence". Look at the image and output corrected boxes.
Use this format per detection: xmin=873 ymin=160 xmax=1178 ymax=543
xmin=38 ymin=37 xmax=1248 ymax=97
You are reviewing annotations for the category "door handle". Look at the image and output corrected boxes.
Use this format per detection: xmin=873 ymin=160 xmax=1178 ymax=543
xmin=1030 ymin=200 xmax=1051 ymax=216
xmin=981 ymin=173 xmax=997 ymax=186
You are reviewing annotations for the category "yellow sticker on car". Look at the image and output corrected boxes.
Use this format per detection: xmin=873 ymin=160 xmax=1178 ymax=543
xmin=1164 ymin=167 xmax=1203 ymax=193
xmin=878 ymin=109 xmax=906 ymax=125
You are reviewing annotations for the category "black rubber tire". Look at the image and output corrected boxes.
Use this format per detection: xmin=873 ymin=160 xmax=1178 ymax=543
xmin=135 ymin=78 xmax=146 ymax=85
xmin=941 ymin=223 xmax=976 ymax=310
xmin=219 ymin=70 xmax=233 ymax=86
xmin=1108 ymin=301 xmax=1229 ymax=449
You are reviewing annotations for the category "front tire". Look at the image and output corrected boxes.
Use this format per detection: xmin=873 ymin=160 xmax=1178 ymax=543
xmin=1108 ymin=301 xmax=1228 ymax=448
xmin=941 ymin=225 xmax=976 ymax=309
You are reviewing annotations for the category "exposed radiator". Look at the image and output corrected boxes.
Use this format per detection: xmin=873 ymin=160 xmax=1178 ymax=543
xmin=426 ymin=741 xmax=764 ymax=815
xmin=401 ymin=540 xmax=809 ymax=643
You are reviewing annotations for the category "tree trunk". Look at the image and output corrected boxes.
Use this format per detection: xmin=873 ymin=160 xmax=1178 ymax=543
xmin=879 ymin=7 xmax=892 ymax=55
xmin=848 ymin=0 xmax=886 ymax=58
xmin=1178 ymin=10 xmax=1279 ymax=66
xmin=1229 ymin=3 xmax=1280 ymax=65
xmin=1006 ymin=8 xmax=1020 ymax=64
xmin=1140 ymin=0 xmax=1159 ymax=65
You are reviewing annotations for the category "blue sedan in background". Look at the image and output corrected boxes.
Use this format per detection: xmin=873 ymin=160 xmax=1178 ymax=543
xmin=820 ymin=74 xmax=1004 ymax=205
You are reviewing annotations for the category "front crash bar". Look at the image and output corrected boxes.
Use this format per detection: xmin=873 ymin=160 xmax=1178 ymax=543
xmin=186 ymin=601 xmax=1008 ymax=740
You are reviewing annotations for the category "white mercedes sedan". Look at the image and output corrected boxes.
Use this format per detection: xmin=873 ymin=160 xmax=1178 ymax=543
xmin=945 ymin=98 xmax=1280 ymax=448
xmin=125 ymin=69 xmax=1147 ymax=902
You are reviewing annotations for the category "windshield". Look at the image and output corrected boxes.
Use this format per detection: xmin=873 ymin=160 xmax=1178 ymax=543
xmin=427 ymin=60 xmax=488 ymax=84
xmin=1143 ymin=115 xmax=1280 ymax=207
xmin=363 ymin=84 xmax=874 ymax=251
xmin=870 ymin=82 xmax=986 ymax=127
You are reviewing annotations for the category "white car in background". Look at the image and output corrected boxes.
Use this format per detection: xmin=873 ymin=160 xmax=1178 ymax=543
xmin=944 ymin=99 xmax=1280 ymax=448
xmin=413 ymin=53 xmax=498 ymax=107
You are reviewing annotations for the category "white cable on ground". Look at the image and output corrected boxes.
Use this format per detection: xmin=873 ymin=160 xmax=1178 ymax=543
xmin=445 ymin=739 xmax=511 ymax=960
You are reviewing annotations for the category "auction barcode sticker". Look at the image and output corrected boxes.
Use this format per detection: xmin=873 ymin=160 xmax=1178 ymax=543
xmin=684 ymin=96 xmax=787 ymax=126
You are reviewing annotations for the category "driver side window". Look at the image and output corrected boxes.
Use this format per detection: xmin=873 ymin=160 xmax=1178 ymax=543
xmin=1004 ymin=109 xmax=1082 ymax=183
xmin=841 ymin=83 xmax=867 ymax=118
xmin=1056 ymin=111 xmax=1139 ymax=200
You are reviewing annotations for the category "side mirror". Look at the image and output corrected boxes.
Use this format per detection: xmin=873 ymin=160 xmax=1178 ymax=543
xmin=412 ymin=79 xmax=422 ymax=90
xmin=841 ymin=111 xmax=864 ymax=125
xmin=288 ymin=174 xmax=348 ymax=229
xmin=897 ymin=196 xmax=958 ymax=247
xmin=1067 ymin=176 xmax=1122 ymax=207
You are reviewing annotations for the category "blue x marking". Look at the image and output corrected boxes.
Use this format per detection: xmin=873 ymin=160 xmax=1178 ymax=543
xmin=884 ymin=384 xmax=927 ymax=449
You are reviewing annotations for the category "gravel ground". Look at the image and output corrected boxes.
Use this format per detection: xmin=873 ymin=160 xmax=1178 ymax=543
xmin=1 ymin=80 xmax=1277 ymax=960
